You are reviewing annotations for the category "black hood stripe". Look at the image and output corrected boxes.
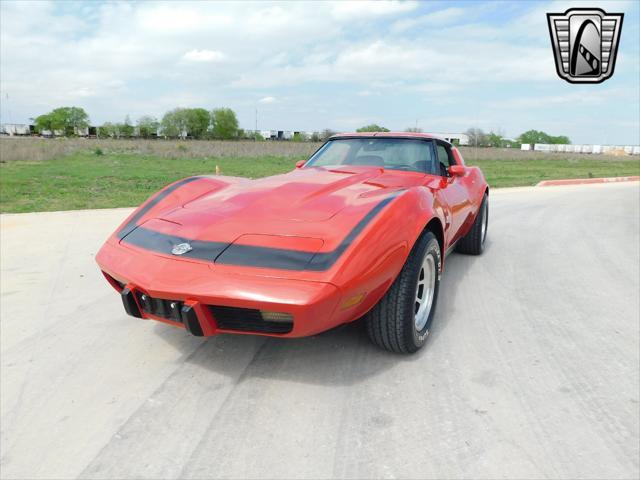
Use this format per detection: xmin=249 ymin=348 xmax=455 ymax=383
xmin=123 ymin=227 xmax=228 ymax=261
xmin=120 ymin=189 xmax=403 ymax=271
xmin=117 ymin=176 xmax=205 ymax=240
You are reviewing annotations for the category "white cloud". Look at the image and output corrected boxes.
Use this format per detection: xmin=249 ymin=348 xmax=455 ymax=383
xmin=490 ymin=88 xmax=633 ymax=110
xmin=391 ymin=7 xmax=465 ymax=33
xmin=258 ymin=96 xmax=277 ymax=104
xmin=356 ymin=90 xmax=380 ymax=97
xmin=137 ymin=6 xmax=231 ymax=33
xmin=182 ymin=49 xmax=226 ymax=62
xmin=331 ymin=1 xmax=418 ymax=19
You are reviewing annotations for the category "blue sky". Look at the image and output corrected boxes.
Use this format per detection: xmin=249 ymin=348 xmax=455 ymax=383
xmin=1 ymin=0 xmax=638 ymax=144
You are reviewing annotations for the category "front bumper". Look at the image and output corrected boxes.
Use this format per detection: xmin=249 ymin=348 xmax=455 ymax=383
xmin=97 ymin=240 xmax=342 ymax=338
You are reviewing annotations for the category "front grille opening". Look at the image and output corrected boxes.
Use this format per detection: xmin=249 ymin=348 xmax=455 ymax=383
xmin=209 ymin=306 xmax=293 ymax=334
xmin=102 ymin=271 xmax=125 ymax=292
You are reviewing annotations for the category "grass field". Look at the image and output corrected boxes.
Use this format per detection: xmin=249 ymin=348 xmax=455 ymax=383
xmin=1 ymin=139 xmax=639 ymax=213
xmin=1 ymin=137 xmax=633 ymax=162
xmin=0 ymin=137 xmax=321 ymax=162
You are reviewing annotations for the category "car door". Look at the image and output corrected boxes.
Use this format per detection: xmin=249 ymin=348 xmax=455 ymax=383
xmin=433 ymin=140 xmax=471 ymax=247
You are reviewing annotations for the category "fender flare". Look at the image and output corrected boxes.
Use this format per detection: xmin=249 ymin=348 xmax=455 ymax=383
xmin=114 ymin=175 xmax=241 ymax=240
xmin=330 ymin=187 xmax=448 ymax=319
xmin=402 ymin=187 xmax=448 ymax=266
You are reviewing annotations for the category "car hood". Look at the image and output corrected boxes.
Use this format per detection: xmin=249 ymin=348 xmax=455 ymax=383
xmin=181 ymin=166 xmax=405 ymax=222
xmin=120 ymin=166 xmax=422 ymax=253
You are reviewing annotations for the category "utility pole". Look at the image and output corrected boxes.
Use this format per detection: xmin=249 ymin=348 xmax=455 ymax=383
xmin=255 ymin=107 xmax=258 ymax=141
xmin=5 ymin=93 xmax=11 ymax=125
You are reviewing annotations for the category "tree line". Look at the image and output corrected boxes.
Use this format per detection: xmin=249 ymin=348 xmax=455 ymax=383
xmin=32 ymin=106 xmax=339 ymax=141
xmin=34 ymin=106 xmax=244 ymax=140
xmin=355 ymin=124 xmax=571 ymax=146
xmin=32 ymin=106 xmax=571 ymax=145
xmin=98 ymin=108 xmax=241 ymax=140
xmin=465 ymin=128 xmax=570 ymax=147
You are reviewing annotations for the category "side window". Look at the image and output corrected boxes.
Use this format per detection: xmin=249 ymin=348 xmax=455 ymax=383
xmin=436 ymin=143 xmax=453 ymax=176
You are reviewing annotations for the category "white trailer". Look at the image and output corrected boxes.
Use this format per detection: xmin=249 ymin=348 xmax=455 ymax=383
xmin=431 ymin=133 xmax=470 ymax=146
xmin=534 ymin=143 xmax=552 ymax=152
xmin=1 ymin=123 xmax=31 ymax=136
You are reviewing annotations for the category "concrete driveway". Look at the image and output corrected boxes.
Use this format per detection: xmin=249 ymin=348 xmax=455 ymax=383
xmin=1 ymin=182 xmax=639 ymax=479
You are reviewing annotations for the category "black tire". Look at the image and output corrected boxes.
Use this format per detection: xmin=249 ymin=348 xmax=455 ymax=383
xmin=365 ymin=231 xmax=441 ymax=354
xmin=456 ymin=194 xmax=488 ymax=255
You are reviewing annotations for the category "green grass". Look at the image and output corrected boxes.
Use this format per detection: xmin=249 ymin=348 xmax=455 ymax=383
xmin=466 ymin=158 xmax=640 ymax=188
xmin=1 ymin=152 xmax=638 ymax=213
xmin=0 ymin=153 xmax=297 ymax=213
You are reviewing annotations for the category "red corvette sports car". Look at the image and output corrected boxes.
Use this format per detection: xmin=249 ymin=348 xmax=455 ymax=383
xmin=97 ymin=133 xmax=488 ymax=353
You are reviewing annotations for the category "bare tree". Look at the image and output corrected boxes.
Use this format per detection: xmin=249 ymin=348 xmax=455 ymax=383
xmin=465 ymin=128 xmax=487 ymax=147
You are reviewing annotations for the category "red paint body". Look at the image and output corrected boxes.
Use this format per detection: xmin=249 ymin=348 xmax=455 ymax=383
xmin=96 ymin=133 xmax=488 ymax=337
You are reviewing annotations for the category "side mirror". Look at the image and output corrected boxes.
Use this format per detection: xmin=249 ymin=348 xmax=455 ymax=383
xmin=295 ymin=160 xmax=306 ymax=169
xmin=448 ymin=165 xmax=465 ymax=177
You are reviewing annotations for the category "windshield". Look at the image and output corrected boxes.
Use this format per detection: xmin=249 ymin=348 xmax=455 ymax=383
xmin=305 ymin=138 xmax=440 ymax=174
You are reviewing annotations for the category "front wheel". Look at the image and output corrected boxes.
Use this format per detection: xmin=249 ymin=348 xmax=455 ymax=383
xmin=365 ymin=231 xmax=441 ymax=354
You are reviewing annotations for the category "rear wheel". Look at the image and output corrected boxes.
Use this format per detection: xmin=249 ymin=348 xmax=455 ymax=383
xmin=456 ymin=194 xmax=488 ymax=255
xmin=365 ymin=231 xmax=441 ymax=354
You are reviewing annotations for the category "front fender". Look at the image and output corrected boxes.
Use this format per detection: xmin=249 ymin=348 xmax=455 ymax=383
xmin=112 ymin=175 xmax=241 ymax=242
xmin=329 ymin=187 xmax=446 ymax=322
xmin=454 ymin=166 xmax=489 ymax=239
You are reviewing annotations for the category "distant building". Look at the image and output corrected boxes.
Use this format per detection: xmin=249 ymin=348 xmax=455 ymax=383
xmin=246 ymin=129 xmax=329 ymax=141
xmin=1 ymin=124 xmax=99 ymax=138
xmin=532 ymin=143 xmax=639 ymax=155
xmin=430 ymin=132 xmax=470 ymax=146
xmin=0 ymin=123 xmax=31 ymax=136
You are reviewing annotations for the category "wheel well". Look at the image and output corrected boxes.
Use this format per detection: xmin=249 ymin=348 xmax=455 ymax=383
xmin=421 ymin=217 xmax=444 ymax=256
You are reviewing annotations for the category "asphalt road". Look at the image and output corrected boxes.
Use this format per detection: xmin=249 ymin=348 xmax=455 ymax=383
xmin=1 ymin=182 xmax=639 ymax=480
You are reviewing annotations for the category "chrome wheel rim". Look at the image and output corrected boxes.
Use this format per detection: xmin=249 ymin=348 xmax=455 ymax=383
xmin=481 ymin=201 xmax=488 ymax=244
xmin=414 ymin=254 xmax=436 ymax=331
